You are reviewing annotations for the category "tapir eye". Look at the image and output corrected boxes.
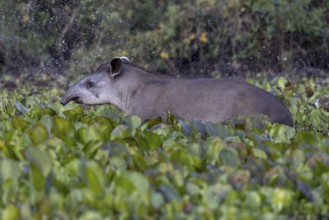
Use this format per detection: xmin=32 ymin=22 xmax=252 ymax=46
xmin=86 ymin=81 xmax=95 ymax=89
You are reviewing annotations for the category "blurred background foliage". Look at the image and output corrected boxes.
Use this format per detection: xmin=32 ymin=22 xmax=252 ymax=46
xmin=0 ymin=0 xmax=328 ymax=77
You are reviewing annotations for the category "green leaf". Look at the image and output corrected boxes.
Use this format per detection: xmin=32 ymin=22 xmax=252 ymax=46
xmin=27 ymin=125 xmax=49 ymax=144
xmin=205 ymin=121 xmax=219 ymax=136
xmin=2 ymin=205 xmax=21 ymax=220
xmin=81 ymin=161 xmax=105 ymax=197
xmin=220 ymin=148 xmax=240 ymax=167
xmin=151 ymin=192 xmax=164 ymax=209
xmin=115 ymin=171 xmax=149 ymax=195
xmin=25 ymin=147 xmax=52 ymax=176
xmin=206 ymin=137 xmax=226 ymax=163
xmin=245 ymin=191 xmax=261 ymax=209
xmin=63 ymin=105 xmax=84 ymax=121
xmin=15 ymin=101 xmax=29 ymax=114
xmin=144 ymin=131 xmax=163 ymax=149
xmin=269 ymin=124 xmax=295 ymax=144
xmin=277 ymin=76 xmax=287 ymax=91
xmin=29 ymin=162 xmax=45 ymax=191
xmin=0 ymin=159 xmax=21 ymax=181
xmin=51 ymin=116 xmax=75 ymax=139
xmin=77 ymin=124 xmax=105 ymax=144
xmin=271 ymin=188 xmax=293 ymax=212
xmin=83 ymin=140 xmax=103 ymax=156
xmin=124 ymin=115 xmax=142 ymax=130
xmin=111 ymin=124 xmax=131 ymax=140
xmin=12 ymin=116 xmax=29 ymax=130
xmin=253 ymin=148 xmax=267 ymax=160
xmin=192 ymin=119 xmax=207 ymax=138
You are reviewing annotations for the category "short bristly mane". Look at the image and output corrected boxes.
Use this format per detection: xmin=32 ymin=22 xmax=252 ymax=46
xmin=123 ymin=61 xmax=171 ymax=79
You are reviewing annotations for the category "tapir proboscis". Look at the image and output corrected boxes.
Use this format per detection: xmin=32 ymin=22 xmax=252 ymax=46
xmin=60 ymin=57 xmax=293 ymax=126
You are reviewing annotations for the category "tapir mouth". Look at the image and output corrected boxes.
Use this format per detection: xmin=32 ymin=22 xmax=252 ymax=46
xmin=60 ymin=96 xmax=82 ymax=105
xmin=72 ymin=97 xmax=82 ymax=104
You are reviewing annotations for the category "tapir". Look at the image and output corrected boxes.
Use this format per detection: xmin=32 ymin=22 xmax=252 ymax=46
xmin=60 ymin=57 xmax=293 ymax=126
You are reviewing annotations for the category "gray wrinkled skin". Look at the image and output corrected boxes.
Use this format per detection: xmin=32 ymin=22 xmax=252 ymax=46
xmin=61 ymin=57 xmax=293 ymax=126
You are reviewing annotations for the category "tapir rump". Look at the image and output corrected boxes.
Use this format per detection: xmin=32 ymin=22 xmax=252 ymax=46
xmin=61 ymin=57 xmax=293 ymax=126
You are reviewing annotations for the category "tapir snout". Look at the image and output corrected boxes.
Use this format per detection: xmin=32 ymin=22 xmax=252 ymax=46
xmin=61 ymin=57 xmax=293 ymax=126
xmin=60 ymin=82 xmax=82 ymax=105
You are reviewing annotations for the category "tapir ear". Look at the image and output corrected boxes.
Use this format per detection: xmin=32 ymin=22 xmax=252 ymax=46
xmin=109 ymin=57 xmax=124 ymax=77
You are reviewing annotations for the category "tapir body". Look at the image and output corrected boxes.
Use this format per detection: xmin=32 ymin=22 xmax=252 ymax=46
xmin=61 ymin=57 xmax=293 ymax=126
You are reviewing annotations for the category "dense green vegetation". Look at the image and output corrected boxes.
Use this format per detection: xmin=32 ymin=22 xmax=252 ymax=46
xmin=0 ymin=0 xmax=328 ymax=75
xmin=1 ymin=0 xmax=329 ymax=219
xmin=0 ymin=74 xmax=329 ymax=219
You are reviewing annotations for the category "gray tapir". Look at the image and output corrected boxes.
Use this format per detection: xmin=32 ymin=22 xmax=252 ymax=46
xmin=60 ymin=57 xmax=293 ymax=126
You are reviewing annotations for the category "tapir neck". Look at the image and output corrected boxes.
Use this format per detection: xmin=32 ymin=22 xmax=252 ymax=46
xmin=113 ymin=65 xmax=172 ymax=113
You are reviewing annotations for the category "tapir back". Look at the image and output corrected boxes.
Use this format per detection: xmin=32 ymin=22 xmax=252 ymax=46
xmin=133 ymin=77 xmax=293 ymax=126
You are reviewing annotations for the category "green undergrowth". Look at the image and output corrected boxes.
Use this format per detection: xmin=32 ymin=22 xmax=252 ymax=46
xmin=0 ymin=75 xmax=329 ymax=219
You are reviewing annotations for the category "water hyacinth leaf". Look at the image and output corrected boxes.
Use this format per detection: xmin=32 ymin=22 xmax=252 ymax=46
xmin=149 ymin=123 xmax=171 ymax=136
xmin=144 ymin=131 xmax=163 ymax=149
xmin=111 ymin=124 xmax=131 ymax=140
xmin=63 ymin=105 xmax=84 ymax=121
xmin=0 ymin=139 xmax=8 ymax=155
xmin=0 ymin=159 xmax=21 ymax=181
xmin=245 ymin=191 xmax=261 ymax=209
xmin=51 ymin=116 xmax=75 ymax=138
xmin=269 ymin=124 xmax=295 ymax=144
xmin=41 ymin=107 xmax=57 ymax=116
xmin=220 ymin=148 xmax=240 ymax=167
xmin=159 ymin=185 xmax=181 ymax=202
xmin=253 ymin=148 xmax=267 ymax=160
xmin=40 ymin=115 xmax=53 ymax=134
xmin=79 ymin=124 xmax=106 ymax=144
xmin=115 ymin=172 xmax=149 ymax=195
xmin=15 ymin=101 xmax=29 ymax=114
xmin=83 ymin=140 xmax=103 ymax=156
xmin=171 ymin=149 xmax=198 ymax=168
xmin=95 ymin=105 xmax=122 ymax=123
xmin=290 ymin=149 xmax=305 ymax=168
xmin=124 ymin=115 xmax=142 ymax=130
xmin=81 ymin=161 xmax=105 ymax=197
xmin=25 ymin=148 xmax=52 ymax=176
xmin=192 ymin=119 xmax=207 ymax=138
xmin=11 ymin=116 xmax=29 ymax=130
xmin=27 ymin=125 xmax=49 ymax=144
xmin=205 ymin=121 xmax=219 ymax=136
xmin=127 ymin=171 xmax=149 ymax=194
xmin=2 ymin=205 xmax=21 ymax=220
xmin=29 ymin=163 xmax=45 ymax=191
xmin=271 ymin=188 xmax=293 ymax=212
xmin=151 ymin=192 xmax=164 ymax=209
xmin=276 ymin=76 xmax=288 ymax=91
xmin=178 ymin=119 xmax=192 ymax=136
xmin=298 ymin=181 xmax=313 ymax=201
xmin=206 ymin=137 xmax=226 ymax=163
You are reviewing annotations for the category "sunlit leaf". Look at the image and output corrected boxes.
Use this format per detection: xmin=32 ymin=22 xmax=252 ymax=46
xmin=2 ymin=205 xmax=21 ymax=220
xmin=0 ymin=159 xmax=21 ymax=181
xmin=269 ymin=124 xmax=295 ymax=144
xmin=271 ymin=188 xmax=293 ymax=212
xmin=27 ymin=125 xmax=49 ymax=144
xmin=124 ymin=115 xmax=142 ymax=130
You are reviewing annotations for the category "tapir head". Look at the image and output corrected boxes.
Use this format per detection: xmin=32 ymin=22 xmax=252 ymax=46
xmin=60 ymin=57 xmax=128 ymax=106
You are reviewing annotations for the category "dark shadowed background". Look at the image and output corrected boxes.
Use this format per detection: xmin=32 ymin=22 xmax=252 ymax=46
xmin=0 ymin=0 xmax=328 ymax=78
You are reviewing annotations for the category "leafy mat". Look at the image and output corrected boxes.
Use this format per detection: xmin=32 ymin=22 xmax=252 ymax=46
xmin=0 ymin=76 xmax=329 ymax=219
